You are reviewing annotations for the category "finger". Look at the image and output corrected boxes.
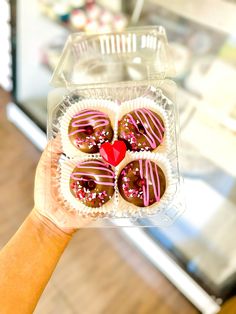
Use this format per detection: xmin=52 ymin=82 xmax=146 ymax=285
xmin=40 ymin=135 xmax=62 ymax=166
xmin=47 ymin=135 xmax=62 ymax=155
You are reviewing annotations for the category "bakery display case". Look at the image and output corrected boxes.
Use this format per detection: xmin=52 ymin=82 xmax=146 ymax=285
xmin=9 ymin=0 xmax=127 ymax=132
xmin=7 ymin=0 xmax=236 ymax=312
xmin=134 ymin=0 xmax=236 ymax=312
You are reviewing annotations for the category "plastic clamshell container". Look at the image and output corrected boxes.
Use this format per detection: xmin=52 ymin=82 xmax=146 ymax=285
xmin=44 ymin=26 xmax=184 ymax=229
xmin=51 ymin=26 xmax=175 ymax=87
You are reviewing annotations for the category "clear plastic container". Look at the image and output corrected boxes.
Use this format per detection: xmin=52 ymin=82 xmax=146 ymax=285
xmin=44 ymin=26 xmax=184 ymax=229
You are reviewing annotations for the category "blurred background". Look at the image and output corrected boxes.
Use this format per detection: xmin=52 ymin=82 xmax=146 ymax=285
xmin=1 ymin=0 xmax=236 ymax=313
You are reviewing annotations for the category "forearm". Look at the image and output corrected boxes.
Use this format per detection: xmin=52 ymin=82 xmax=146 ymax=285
xmin=0 ymin=210 xmax=73 ymax=314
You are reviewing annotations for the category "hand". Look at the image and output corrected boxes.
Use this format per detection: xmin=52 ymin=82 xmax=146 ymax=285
xmin=34 ymin=137 xmax=89 ymax=234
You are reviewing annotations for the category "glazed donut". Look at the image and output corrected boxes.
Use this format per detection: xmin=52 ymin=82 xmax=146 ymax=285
xmin=68 ymin=109 xmax=114 ymax=154
xmin=118 ymin=159 xmax=166 ymax=207
xmin=70 ymin=160 xmax=115 ymax=208
xmin=118 ymin=108 xmax=165 ymax=152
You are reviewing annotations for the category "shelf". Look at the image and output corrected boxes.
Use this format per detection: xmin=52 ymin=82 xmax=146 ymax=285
xmin=148 ymin=0 xmax=236 ymax=34
xmin=39 ymin=2 xmax=128 ymax=33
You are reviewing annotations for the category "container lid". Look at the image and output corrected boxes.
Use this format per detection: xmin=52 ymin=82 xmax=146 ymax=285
xmin=51 ymin=26 xmax=175 ymax=87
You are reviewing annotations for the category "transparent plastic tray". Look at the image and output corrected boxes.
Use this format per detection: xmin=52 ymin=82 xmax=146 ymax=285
xmin=44 ymin=27 xmax=184 ymax=229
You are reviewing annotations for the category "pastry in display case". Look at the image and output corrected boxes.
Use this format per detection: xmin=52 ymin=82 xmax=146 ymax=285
xmin=39 ymin=0 xmax=127 ymax=33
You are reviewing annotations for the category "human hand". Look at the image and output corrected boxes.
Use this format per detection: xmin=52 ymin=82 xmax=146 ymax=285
xmin=34 ymin=137 xmax=89 ymax=234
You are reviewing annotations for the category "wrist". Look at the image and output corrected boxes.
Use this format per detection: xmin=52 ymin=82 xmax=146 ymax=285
xmin=30 ymin=209 xmax=76 ymax=239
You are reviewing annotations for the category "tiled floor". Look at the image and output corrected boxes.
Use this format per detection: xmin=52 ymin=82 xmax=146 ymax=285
xmin=0 ymin=88 xmax=198 ymax=314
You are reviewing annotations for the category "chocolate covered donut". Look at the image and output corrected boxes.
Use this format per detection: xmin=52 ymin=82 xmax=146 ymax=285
xmin=70 ymin=160 xmax=115 ymax=208
xmin=118 ymin=108 xmax=165 ymax=152
xmin=68 ymin=109 xmax=113 ymax=153
xmin=118 ymin=159 xmax=166 ymax=207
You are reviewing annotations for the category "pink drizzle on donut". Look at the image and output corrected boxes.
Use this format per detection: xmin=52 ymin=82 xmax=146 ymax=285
xmin=125 ymin=108 xmax=165 ymax=150
xmin=138 ymin=160 xmax=160 ymax=206
xmin=122 ymin=160 xmax=161 ymax=206
xmin=71 ymin=160 xmax=115 ymax=186
xmin=68 ymin=109 xmax=110 ymax=136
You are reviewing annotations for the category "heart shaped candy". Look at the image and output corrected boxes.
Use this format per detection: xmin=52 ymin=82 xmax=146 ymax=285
xmin=100 ymin=141 xmax=127 ymax=167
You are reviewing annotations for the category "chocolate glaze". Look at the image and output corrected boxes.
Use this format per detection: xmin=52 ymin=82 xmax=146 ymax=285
xmin=118 ymin=159 xmax=166 ymax=207
xmin=70 ymin=160 xmax=115 ymax=208
xmin=118 ymin=108 xmax=165 ymax=152
xmin=68 ymin=109 xmax=113 ymax=153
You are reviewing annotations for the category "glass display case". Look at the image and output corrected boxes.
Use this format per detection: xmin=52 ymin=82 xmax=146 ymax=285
xmin=8 ymin=0 xmax=236 ymax=312
xmin=10 ymin=0 xmax=127 ymax=130
xmin=136 ymin=0 xmax=236 ymax=310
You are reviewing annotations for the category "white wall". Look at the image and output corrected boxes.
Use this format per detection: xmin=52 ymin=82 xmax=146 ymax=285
xmin=17 ymin=0 xmax=68 ymax=101
xmin=0 ymin=0 xmax=12 ymax=91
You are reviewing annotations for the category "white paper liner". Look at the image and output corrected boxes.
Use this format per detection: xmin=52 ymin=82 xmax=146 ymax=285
xmin=59 ymin=156 xmax=117 ymax=217
xmin=119 ymin=97 xmax=171 ymax=154
xmin=115 ymin=151 xmax=176 ymax=217
xmin=59 ymin=98 xmax=118 ymax=158
xmin=58 ymin=151 xmax=177 ymax=219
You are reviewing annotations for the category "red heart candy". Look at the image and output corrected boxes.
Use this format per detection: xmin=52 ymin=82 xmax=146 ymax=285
xmin=100 ymin=140 xmax=127 ymax=167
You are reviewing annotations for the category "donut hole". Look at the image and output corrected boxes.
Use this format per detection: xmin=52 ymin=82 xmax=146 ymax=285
xmin=87 ymin=180 xmax=96 ymax=190
xmin=135 ymin=178 xmax=146 ymax=188
xmin=137 ymin=122 xmax=146 ymax=134
xmin=80 ymin=177 xmax=96 ymax=190
xmin=84 ymin=125 xmax=94 ymax=135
